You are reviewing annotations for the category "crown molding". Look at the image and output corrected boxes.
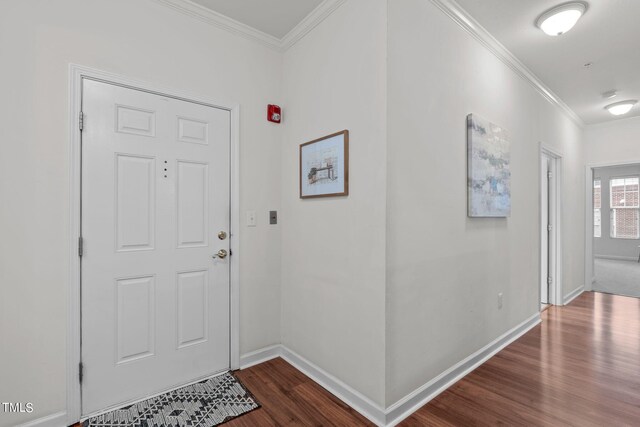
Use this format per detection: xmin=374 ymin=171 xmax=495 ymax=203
xmin=429 ymin=0 xmax=584 ymax=127
xmin=280 ymin=0 xmax=347 ymax=50
xmin=151 ymin=0 xmax=281 ymax=49
xmin=151 ymin=0 xmax=346 ymax=52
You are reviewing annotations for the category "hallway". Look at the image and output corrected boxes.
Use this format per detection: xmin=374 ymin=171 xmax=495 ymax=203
xmin=231 ymin=292 xmax=640 ymax=426
xmin=405 ymin=292 xmax=640 ymax=425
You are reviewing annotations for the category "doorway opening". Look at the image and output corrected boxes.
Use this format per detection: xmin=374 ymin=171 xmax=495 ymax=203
xmin=590 ymin=164 xmax=640 ymax=298
xmin=540 ymin=147 xmax=562 ymax=309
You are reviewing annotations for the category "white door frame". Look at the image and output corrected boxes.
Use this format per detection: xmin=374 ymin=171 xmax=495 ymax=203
xmin=584 ymin=158 xmax=640 ymax=293
xmin=67 ymin=64 xmax=241 ymax=424
xmin=540 ymin=144 xmax=563 ymax=306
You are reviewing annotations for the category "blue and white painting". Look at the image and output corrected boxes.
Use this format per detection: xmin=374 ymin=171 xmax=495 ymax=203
xmin=467 ymin=114 xmax=511 ymax=217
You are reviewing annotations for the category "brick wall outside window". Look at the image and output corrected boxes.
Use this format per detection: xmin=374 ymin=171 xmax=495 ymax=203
xmin=610 ymin=178 xmax=639 ymax=239
xmin=594 ymin=180 xmax=601 ymax=238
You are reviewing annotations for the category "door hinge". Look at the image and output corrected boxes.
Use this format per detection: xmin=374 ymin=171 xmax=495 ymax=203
xmin=79 ymin=111 xmax=84 ymax=131
xmin=78 ymin=237 xmax=84 ymax=257
xmin=548 ymin=224 xmax=553 ymax=232
xmin=547 ymin=276 xmax=553 ymax=285
xmin=547 ymin=171 xmax=553 ymax=179
xmin=79 ymin=362 xmax=84 ymax=383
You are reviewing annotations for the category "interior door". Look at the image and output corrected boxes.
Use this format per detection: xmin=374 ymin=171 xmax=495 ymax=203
xmin=541 ymin=153 xmax=551 ymax=305
xmin=81 ymin=79 xmax=231 ymax=415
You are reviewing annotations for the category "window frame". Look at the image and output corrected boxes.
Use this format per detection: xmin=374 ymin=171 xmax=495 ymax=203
xmin=593 ymin=179 xmax=601 ymax=238
xmin=609 ymin=175 xmax=640 ymax=240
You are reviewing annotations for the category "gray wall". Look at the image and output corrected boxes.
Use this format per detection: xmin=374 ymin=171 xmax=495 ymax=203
xmin=594 ymin=164 xmax=640 ymax=260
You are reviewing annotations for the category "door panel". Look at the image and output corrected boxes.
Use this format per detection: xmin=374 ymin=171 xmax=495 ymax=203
xmin=81 ymin=79 xmax=230 ymax=415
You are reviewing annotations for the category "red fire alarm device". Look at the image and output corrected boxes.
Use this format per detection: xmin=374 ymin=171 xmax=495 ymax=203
xmin=268 ymin=104 xmax=282 ymax=123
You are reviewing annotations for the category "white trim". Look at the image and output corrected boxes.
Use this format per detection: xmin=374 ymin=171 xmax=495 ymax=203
xmin=16 ymin=412 xmax=67 ymax=427
xmin=241 ymin=312 xmax=540 ymax=427
xmin=384 ymin=312 xmax=541 ymax=427
xmin=240 ymin=345 xmax=282 ymax=369
xmin=67 ymin=65 xmax=83 ymax=426
xmin=540 ymin=145 xmax=564 ymax=306
xmin=229 ymin=105 xmax=241 ymax=371
xmin=563 ymin=286 xmax=585 ymax=305
xmin=150 ymin=0 xmax=346 ymax=52
xmin=280 ymin=346 xmax=387 ymax=426
xmin=595 ymin=254 xmax=637 ymax=262
xmin=429 ymin=0 xmax=583 ymax=127
xmin=67 ymin=64 xmax=241 ymax=423
xmin=280 ymin=0 xmax=348 ymax=51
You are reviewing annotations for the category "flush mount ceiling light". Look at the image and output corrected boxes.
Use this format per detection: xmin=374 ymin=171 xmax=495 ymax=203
xmin=605 ymin=100 xmax=638 ymax=116
xmin=536 ymin=2 xmax=588 ymax=36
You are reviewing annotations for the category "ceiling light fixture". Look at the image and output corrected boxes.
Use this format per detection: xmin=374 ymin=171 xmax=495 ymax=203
xmin=536 ymin=2 xmax=588 ymax=36
xmin=605 ymin=100 xmax=638 ymax=116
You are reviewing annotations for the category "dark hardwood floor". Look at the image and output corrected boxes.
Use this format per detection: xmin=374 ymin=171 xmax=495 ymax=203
xmin=228 ymin=357 xmax=374 ymax=426
xmin=403 ymin=291 xmax=640 ymax=426
xmin=231 ymin=292 xmax=640 ymax=426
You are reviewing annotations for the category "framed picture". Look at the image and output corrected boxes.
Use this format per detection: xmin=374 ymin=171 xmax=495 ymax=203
xmin=467 ymin=114 xmax=511 ymax=217
xmin=300 ymin=130 xmax=349 ymax=199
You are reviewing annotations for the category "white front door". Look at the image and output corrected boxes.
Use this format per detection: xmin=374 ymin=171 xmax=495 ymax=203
xmin=81 ymin=79 xmax=231 ymax=415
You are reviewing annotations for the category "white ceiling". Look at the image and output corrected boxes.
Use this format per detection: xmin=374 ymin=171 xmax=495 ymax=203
xmin=190 ymin=0 xmax=323 ymax=39
xmin=455 ymin=0 xmax=640 ymax=124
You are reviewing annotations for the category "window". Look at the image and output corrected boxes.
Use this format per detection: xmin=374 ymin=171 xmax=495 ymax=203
xmin=610 ymin=177 xmax=640 ymax=239
xmin=594 ymin=179 xmax=601 ymax=237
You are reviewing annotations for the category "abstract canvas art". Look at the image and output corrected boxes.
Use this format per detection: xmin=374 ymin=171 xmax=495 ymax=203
xmin=300 ymin=130 xmax=349 ymax=198
xmin=467 ymin=114 xmax=511 ymax=217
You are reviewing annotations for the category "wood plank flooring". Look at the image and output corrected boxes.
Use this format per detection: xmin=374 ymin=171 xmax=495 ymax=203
xmin=228 ymin=357 xmax=374 ymax=426
xmin=403 ymin=291 xmax=640 ymax=426
xmin=231 ymin=292 xmax=640 ymax=426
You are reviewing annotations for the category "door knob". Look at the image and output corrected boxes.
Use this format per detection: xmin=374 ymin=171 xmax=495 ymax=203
xmin=212 ymin=249 xmax=228 ymax=259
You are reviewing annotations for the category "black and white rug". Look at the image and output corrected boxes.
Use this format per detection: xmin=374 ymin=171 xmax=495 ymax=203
xmin=83 ymin=372 xmax=260 ymax=427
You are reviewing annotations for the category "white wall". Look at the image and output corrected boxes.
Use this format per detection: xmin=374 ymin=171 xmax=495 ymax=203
xmin=0 ymin=1 xmax=282 ymax=425
xmin=280 ymin=0 xmax=388 ymax=407
xmin=385 ymin=0 xmax=585 ymax=406
xmin=586 ymin=116 xmax=640 ymax=164
xmin=0 ymin=0 xmax=596 ymax=423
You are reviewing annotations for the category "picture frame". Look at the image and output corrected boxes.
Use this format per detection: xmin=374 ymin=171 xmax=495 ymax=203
xmin=299 ymin=130 xmax=349 ymax=199
xmin=467 ymin=114 xmax=511 ymax=217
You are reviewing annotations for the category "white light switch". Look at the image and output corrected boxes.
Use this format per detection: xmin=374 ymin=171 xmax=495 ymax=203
xmin=246 ymin=210 xmax=257 ymax=227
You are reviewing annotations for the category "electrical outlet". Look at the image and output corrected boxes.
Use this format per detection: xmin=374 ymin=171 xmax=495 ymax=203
xmin=246 ymin=210 xmax=256 ymax=227
xmin=498 ymin=293 xmax=503 ymax=309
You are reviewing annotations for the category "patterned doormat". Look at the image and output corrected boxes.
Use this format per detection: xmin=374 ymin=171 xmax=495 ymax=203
xmin=83 ymin=372 xmax=260 ymax=427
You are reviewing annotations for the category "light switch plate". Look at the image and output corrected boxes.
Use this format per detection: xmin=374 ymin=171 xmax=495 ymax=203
xmin=246 ymin=210 xmax=256 ymax=227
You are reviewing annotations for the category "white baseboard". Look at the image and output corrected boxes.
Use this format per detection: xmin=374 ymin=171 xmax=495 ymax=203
xmin=280 ymin=346 xmax=387 ymax=426
xmin=16 ymin=411 xmax=67 ymax=427
xmin=384 ymin=312 xmax=541 ymax=426
xmin=239 ymin=344 xmax=281 ymax=369
xmin=241 ymin=313 xmax=541 ymax=426
xmin=563 ymin=285 xmax=585 ymax=305
xmin=595 ymin=254 xmax=637 ymax=262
